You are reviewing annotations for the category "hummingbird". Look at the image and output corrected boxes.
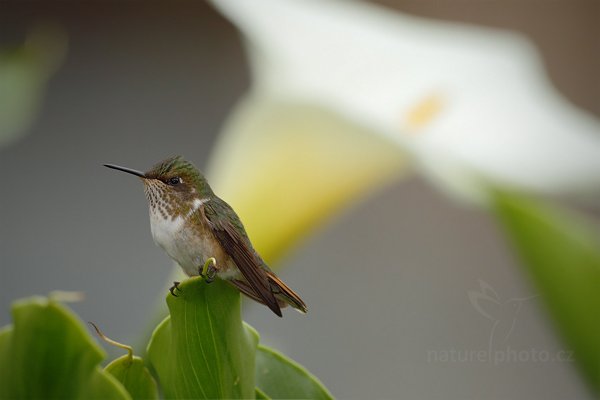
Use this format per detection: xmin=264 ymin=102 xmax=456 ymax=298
xmin=104 ymin=156 xmax=307 ymax=317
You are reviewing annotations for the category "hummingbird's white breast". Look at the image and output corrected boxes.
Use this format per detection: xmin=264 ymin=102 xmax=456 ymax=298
xmin=148 ymin=196 xmax=213 ymax=276
xmin=149 ymin=212 xmax=185 ymax=259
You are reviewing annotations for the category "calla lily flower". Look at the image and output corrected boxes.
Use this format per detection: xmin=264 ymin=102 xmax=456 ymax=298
xmin=207 ymin=98 xmax=406 ymax=263
xmin=206 ymin=0 xmax=600 ymax=262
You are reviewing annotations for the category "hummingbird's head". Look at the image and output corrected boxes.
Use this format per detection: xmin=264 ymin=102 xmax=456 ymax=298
xmin=105 ymin=156 xmax=213 ymax=218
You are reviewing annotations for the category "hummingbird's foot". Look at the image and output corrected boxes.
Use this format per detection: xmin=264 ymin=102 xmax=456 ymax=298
xmin=205 ymin=267 xmax=217 ymax=284
xmin=200 ymin=257 xmax=217 ymax=284
xmin=169 ymin=281 xmax=182 ymax=297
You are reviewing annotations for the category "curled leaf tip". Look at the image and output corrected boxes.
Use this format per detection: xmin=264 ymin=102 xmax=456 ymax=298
xmin=48 ymin=290 xmax=85 ymax=303
xmin=88 ymin=321 xmax=133 ymax=362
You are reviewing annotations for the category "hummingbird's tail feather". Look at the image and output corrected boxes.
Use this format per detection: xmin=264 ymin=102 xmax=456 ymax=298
xmin=228 ymin=279 xmax=283 ymax=317
xmin=266 ymin=271 xmax=308 ymax=314
xmin=228 ymin=274 xmax=307 ymax=315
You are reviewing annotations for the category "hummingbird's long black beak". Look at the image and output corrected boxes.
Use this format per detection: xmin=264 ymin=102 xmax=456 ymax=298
xmin=104 ymin=164 xmax=146 ymax=178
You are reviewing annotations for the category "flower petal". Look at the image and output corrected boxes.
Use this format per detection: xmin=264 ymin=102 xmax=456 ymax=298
xmin=212 ymin=0 xmax=600 ymax=198
xmin=206 ymin=97 xmax=406 ymax=263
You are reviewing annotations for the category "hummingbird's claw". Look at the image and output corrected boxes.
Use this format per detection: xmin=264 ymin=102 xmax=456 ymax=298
xmin=169 ymin=281 xmax=182 ymax=297
xmin=206 ymin=268 xmax=217 ymax=284
xmin=200 ymin=257 xmax=217 ymax=284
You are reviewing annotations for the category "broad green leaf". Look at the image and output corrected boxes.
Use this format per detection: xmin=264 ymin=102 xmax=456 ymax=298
xmin=0 ymin=296 xmax=130 ymax=400
xmin=105 ymin=355 xmax=158 ymax=400
xmin=0 ymin=24 xmax=66 ymax=147
xmin=255 ymin=345 xmax=333 ymax=400
xmin=147 ymin=277 xmax=259 ymax=399
xmin=255 ymin=387 xmax=271 ymax=399
xmin=494 ymin=191 xmax=600 ymax=392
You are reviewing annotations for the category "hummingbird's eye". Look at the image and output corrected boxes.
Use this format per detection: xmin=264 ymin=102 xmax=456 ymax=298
xmin=167 ymin=177 xmax=181 ymax=185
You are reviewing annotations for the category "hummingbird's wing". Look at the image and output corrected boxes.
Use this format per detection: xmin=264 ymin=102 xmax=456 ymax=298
xmin=203 ymin=199 xmax=282 ymax=317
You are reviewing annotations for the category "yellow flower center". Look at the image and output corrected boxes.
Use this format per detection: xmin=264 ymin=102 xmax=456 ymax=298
xmin=405 ymin=93 xmax=444 ymax=131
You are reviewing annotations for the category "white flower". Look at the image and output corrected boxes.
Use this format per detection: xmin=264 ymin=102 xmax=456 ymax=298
xmin=210 ymin=0 xmax=600 ymax=200
xmin=207 ymin=97 xmax=406 ymax=263
xmin=205 ymin=0 xmax=600 ymax=262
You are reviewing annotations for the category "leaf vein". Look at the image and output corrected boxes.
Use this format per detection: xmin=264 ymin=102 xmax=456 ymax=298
xmin=185 ymin=302 xmax=207 ymax=398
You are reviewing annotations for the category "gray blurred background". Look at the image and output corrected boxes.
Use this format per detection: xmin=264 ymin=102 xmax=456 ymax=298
xmin=1 ymin=1 xmax=598 ymax=399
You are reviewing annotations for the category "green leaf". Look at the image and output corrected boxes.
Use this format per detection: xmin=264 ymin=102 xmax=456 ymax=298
xmin=255 ymin=386 xmax=271 ymax=399
xmin=105 ymin=355 xmax=158 ymax=400
xmin=0 ymin=296 xmax=131 ymax=400
xmin=0 ymin=24 xmax=66 ymax=147
xmin=494 ymin=191 xmax=600 ymax=392
xmin=147 ymin=277 xmax=259 ymax=399
xmin=255 ymin=345 xmax=334 ymax=400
